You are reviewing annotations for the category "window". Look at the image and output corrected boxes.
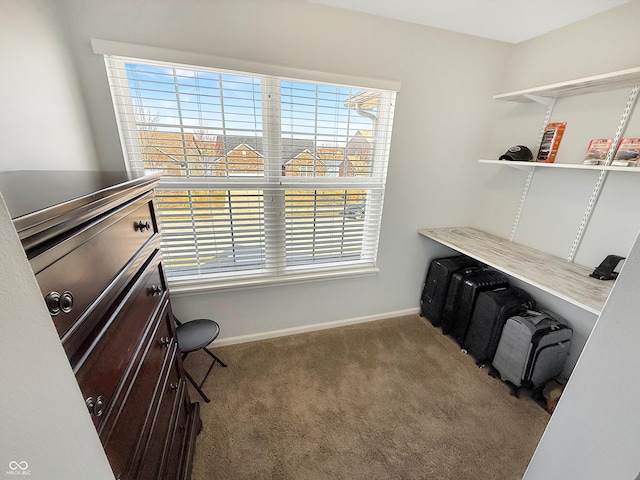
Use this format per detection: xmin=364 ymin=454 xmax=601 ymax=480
xmin=102 ymin=53 xmax=397 ymax=291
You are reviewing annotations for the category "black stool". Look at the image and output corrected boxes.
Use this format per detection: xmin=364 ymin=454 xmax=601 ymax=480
xmin=175 ymin=318 xmax=227 ymax=403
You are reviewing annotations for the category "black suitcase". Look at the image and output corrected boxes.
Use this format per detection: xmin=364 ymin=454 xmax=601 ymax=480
xmin=463 ymin=287 xmax=535 ymax=366
xmin=420 ymin=255 xmax=478 ymax=326
xmin=441 ymin=267 xmax=509 ymax=344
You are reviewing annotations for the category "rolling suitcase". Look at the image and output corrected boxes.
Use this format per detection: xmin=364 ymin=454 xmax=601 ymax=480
xmin=464 ymin=287 xmax=535 ymax=366
xmin=491 ymin=310 xmax=572 ymax=397
xmin=440 ymin=267 xmax=509 ymax=344
xmin=420 ymin=255 xmax=478 ymax=326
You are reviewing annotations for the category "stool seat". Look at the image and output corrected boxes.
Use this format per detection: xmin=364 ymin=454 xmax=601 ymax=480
xmin=173 ymin=317 xmax=227 ymax=404
xmin=176 ymin=318 xmax=221 ymax=352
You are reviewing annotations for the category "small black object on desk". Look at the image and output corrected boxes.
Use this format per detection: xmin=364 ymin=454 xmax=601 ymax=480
xmin=590 ymin=255 xmax=625 ymax=280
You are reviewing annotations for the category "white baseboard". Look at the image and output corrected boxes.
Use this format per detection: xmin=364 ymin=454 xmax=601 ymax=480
xmin=210 ymin=308 xmax=421 ymax=348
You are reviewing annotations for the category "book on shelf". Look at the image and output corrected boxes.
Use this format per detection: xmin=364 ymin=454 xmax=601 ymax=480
xmin=583 ymin=138 xmax=613 ymax=166
xmin=536 ymin=122 xmax=566 ymax=163
xmin=611 ymin=138 xmax=640 ymax=167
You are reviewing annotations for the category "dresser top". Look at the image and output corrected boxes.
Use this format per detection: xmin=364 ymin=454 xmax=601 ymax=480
xmin=0 ymin=171 xmax=156 ymax=219
xmin=0 ymin=170 xmax=160 ymax=249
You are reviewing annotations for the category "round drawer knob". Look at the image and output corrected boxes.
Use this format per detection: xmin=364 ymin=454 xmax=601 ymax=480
xmin=159 ymin=336 xmax=171 ymax=347
xmin=60 ymin=291 xmax=74 ymax=313
xmin=170 ymin=382 xmax=179 ymax=392
xmin=45 ymin=292 xmax=61 ymax=315
xmin=86 ymin=395 xmax=105 ymax=417
xmin=137 ymin=220 xmax=151 ymax=232
xmin=150 ymin=285 xmax=163 ymax=296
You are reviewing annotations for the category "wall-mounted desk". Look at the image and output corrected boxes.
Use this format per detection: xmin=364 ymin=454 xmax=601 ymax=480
xmin=418 ymin=227 xmax=612 ymax=315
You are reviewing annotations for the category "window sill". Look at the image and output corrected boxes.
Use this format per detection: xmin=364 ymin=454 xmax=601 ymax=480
xmin=167 ymin=266 xmax=380 ymax=296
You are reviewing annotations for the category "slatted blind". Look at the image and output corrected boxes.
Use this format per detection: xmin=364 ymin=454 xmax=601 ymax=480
xmin=154 ymin=189 xmax=266 ymax=276
xmin=103 ymin=55 xmax=396 ymax=286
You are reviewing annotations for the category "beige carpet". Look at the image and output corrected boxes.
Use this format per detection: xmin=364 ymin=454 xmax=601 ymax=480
xmin=185 ymin=315 xmax=549 ymax=480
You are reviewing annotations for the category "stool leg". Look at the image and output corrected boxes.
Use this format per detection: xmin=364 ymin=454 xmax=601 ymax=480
xmin=183 ymin=368 xmax=211 ymax=403
xmin=195 ymin=349 xmax=227 ymax=396
xmin=198 ymin=358 xmax=217 ymax=389
xmin=203 ymin=347 xmax=228 ymax=368
xmin=181 ymin=351 xmax=212 ymax=403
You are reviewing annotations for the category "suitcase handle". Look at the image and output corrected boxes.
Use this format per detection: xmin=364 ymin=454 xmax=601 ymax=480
xmin=519 ymin=310 xmax=552 ymax=325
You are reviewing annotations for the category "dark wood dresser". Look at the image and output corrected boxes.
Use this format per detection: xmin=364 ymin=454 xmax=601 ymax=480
xmin=0 ymin=171 xmax=200 ymax=480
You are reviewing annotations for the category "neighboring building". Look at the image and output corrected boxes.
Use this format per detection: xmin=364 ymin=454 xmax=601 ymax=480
xmin=138 ymin=131 xmax=372 ymax=177
xmin=213 ymin=142 xmax=263 ymax=176
xmin=346 ymin=130 xmax=373 ymax=159
xmin=139 ymin=130 xmax=224 ymax=176
xmin=282 ymin=149 xmax=327 ymax=176
xmin=337 ymin=157 xmax=371 ymax=177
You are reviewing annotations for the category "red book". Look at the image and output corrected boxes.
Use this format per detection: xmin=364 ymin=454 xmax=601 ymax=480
xmin=536 ymin=122 xmax=566 ymax=163
xmin=583 ymin=138 xmax=613 ymax=165
xmin=612 ymin=138 xmax=640 ymax=166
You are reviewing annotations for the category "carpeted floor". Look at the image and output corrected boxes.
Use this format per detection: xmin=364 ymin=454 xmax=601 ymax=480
xmin=184 ymin=315 xmax=549 ymax=480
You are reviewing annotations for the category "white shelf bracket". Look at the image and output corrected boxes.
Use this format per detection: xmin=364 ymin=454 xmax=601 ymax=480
xmin=508 ymin=163 xmax=535 ymax=173
xmin=567 ymin=84 xmax=640 ymax=262
xmin=510 ymin=100 xmax=556 ymax=241
xmin=523 ymin=94 xmax=554 ymax=107
xmin=509 ymin=168 xmax=535 ymax=242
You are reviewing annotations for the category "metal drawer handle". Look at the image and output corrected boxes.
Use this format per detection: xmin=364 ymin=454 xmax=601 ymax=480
xmin=45 ymin=291 xmax=74 ymax=315
xmin=159 ymin=336 xmax=171 ymax=347
xmin=45 ymin=292 xmax=61 ymax=315
xmin=170 ymin=382 xmax=180 ymax=392
xmin=86 ymin=395 xmax=105 ymax=417
xmin=137 ymin=220 xmax=152 ymax=232
xmin=150 ymin=284 xmax=163 ymax=296
xmin=60 ymin=291 xmax=74 ymax=313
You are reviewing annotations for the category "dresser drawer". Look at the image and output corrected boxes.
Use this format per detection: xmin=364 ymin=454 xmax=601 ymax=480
xmin=161 ymin=383 xmax=190 ymax=480
xmin=136 ymin=355 xmax=184 ymax=480
xmin=75 ymin=251 xmax=166 ymax=432
xmin=100 ymin=300 xmax=174 ymax=479
xmin=63 ymin=239 xmax=160 ymax=367
xmin=33 ymin=194 xmax=157 ymax=339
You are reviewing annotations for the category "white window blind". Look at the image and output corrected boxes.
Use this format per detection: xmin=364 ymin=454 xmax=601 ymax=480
xmin=102 ymin=54 xmax=396 ymax=291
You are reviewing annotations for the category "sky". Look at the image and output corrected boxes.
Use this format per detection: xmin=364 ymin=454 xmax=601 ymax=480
xmin=125 ymin=61 xmax=375 ymax=147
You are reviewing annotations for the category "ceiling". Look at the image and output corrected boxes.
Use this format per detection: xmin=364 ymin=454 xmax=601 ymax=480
xmin=308 ymin=0 xmax=632 ymax=44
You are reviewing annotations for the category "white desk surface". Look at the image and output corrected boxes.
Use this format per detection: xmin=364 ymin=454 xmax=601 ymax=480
xmin=418 ymin=227 xmax=612 ymax=315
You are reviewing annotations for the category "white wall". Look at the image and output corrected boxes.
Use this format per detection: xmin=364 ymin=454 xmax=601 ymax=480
xmin=0 ymin=1 xmax=110 ymax=477
xmin=0 ymin=0 xmax=98 ymax=171
xmin=502 ymin=0 xmax=640 ymax=92
xmin=0 ymin=194 xmax=113 ymax=479
xmin=476 ymin=0 xmax=640 ymax=265
xmin=56 ymin=0 xmax=513 ymax=340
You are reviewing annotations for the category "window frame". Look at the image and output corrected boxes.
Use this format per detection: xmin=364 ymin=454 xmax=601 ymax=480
xmin=96 ymin=40 xmax=399 ymax=294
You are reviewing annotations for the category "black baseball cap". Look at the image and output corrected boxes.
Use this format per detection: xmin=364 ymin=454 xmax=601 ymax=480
xmin=499 ymin=145 xmax=533 ymax=161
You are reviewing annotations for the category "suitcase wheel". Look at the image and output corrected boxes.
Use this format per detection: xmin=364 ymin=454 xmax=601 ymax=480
xmin=507 ymin=382 xmax=520 ymax=398
xmin=475 ymin=359 xmax=486 ymax=369
xmin=487 ymin=366 xmax=499 ymax=378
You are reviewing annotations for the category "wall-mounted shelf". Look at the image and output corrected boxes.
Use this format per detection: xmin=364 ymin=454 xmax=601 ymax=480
xmin=418 ymin=227 xmax=612 ymax=315
xmin=487 ymin=67 xmax=640 ymax=253
xmin=493 ymin=66 xmax=640 ymax=103
xmin=479 ymin=159 xmax=640 ymax=173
